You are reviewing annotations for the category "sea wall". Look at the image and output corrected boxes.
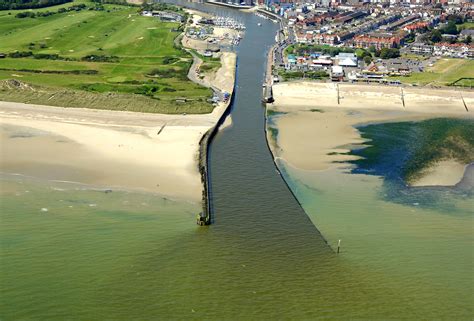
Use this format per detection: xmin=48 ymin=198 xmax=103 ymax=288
xmin=197 ymin=60 xmax=238 ymax=224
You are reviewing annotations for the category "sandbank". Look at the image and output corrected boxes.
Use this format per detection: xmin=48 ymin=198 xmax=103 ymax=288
xmin=411 ymin=160 xmax=468 ymax=187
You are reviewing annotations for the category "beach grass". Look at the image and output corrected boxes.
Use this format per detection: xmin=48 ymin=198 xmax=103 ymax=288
xmin=392 ymin=59 xmax=474 ymax=87
xmin=0 ymin=0 xmax=214 ymax=113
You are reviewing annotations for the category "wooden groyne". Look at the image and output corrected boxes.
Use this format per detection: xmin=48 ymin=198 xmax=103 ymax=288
xmin=197 ymin=59 xmax=238 ymax=226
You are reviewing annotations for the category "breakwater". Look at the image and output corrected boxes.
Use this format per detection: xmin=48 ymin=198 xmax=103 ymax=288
xmin=197 ymin=79 xmax=237 ymax=225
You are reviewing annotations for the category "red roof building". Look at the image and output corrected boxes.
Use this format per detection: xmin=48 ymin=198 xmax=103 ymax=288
xmin=353 ymin=34 xmax=402 ymax=49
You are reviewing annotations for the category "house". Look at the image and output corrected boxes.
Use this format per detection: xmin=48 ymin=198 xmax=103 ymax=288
xmin=433 ymin=42 xmax=474 ymax=57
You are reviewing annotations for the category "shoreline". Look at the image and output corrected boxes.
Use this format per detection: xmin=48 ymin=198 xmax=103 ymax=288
xmin=266 ymin=82 xmax=473 ymax=187
xmin=272 ymin=81 xmax=473 ymax=112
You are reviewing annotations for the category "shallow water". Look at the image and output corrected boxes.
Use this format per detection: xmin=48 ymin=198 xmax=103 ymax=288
xmin=278 ymin=163 xmax=474 ymax=320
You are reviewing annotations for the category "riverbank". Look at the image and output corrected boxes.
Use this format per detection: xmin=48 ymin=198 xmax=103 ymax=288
xmin=268 ymin=82 xmax=473 ymax=187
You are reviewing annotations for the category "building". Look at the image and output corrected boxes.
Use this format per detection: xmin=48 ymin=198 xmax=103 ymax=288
xmin=331 ymin=65 xmax=344 ymax=81
xmin=410 ymin=42 xmax=433 ymax=54
xmin=152 ymin=11 xmax=184 ymax=22
xmin=380 ymin=14 xmax=418 ymax=31
xmin=336 ymin=52 xmax=358 ymax=66
xmin=353 ymin=33 xmax=402 ymax=49
xmin=433 ymin=42 xmax=474 ymax=57
xmin=403 ymin=21 xmax=429 ymax=32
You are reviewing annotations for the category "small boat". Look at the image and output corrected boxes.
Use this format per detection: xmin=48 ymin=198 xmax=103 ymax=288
xmin=257 ymin=23 xmax=261 ymax=26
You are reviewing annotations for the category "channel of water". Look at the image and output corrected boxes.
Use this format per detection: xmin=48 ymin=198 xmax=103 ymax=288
xmin=168 ymin=0 xmax=330 ymax=253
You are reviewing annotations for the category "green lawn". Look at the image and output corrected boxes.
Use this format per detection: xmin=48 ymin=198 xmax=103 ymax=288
xmin=0 ymin=1 xmax=214 ymax=113
xmin=392 ymin=58 xmax=474 ymax=87
xmin=457 ymin=22 xmax=474 ymax=31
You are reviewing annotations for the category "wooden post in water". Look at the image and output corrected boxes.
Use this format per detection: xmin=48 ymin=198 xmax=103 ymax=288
xmin=337 ymin=239 xmax=341 ymax=254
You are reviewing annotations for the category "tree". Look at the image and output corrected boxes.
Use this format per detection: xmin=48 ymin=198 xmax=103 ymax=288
xmin=441 ymin=21 xmax=458 ymax=35
xmin=446 ymin=14 xmax=463 ymax=24
xmin=355 ymin=48 xmax=371 ymax=59
xmin=363 ymin=55 xmax=372 ymax=65
xmin=465 ymin=35 xmax=472 ymax=45
xmin=379 ymin=48 xmax=400 ymax=59
xmin=0 ymin=0 xmax=72 ymax=10
xmin=431 ymin=30 xmax=442 ymax=43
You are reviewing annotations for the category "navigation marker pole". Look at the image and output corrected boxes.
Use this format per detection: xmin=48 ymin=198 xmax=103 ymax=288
xmin=337 ymin=239 xmax=341 ymax=254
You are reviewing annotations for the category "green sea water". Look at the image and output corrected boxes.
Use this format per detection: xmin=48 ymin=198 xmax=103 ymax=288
xmin=2 ymin=170 xmax=473 ymax=320
xmin=270 ymin=117 xmax=474 ymax=320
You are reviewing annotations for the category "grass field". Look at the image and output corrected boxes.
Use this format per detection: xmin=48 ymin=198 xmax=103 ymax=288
xmin=392 ymin=58 xmax=474 ymax=87
xmin=0 ymin=1 xmax=214 ymax=113
xmin=457 ymin=22 xmax=474 ymax=31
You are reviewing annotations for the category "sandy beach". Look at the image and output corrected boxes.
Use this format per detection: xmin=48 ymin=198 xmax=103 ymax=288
xmin=1 ymin=103 xmax=215 ymax=202
xmin=269 ymin=82 xmax=473 ymax=186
